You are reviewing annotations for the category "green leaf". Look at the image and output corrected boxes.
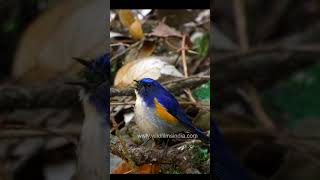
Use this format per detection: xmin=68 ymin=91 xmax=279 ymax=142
xmin=263 ymin=64 xmax=320 ymax=129
xmin=192 ymin=32 xmax=209 ymax=58
xmin=193 ymin=81 xmax=210 ymax=101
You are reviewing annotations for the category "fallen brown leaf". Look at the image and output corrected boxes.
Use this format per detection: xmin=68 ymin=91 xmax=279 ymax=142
xmin=112 ymin=161 xmax=160 ymax=174
xmin=118 ymin=10 xmax=135 ymax=28
xmin=129 ymin=18 xmax=144 ymax=40
xmin=149 ymin=22 xmax=182 ymax=38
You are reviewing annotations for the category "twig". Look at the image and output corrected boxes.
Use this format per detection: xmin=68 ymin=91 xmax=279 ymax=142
xmin=110 ymin=41 xmax=141 ymax=64
xmin=111 ymin=117 xmax=137 ymax=173
xmin=234 ymin=85 xmax=320 ymax=164
xmin=0 ymin=83 xmax=80 ymax=110
xmin=190 ymin=55 xmax=209 ymax=74
xmin=214 ymin=45 xmax=320 ymax=65
xmin=177 ymin=34 xmax=199 ymax=104
xmin=222 ymin=127 xmax=320 ymax=166
xmin=0 ymin=77 xmax=208 ymax=110
xmin=165 ymin=38 xmax=180 ymax=50
xmin=233 ymin=0 xmax=249 ymax=50
xmin=161 ymin=76 xmax=210 ymax=85
xmin=237 ymin=84 xmax=276 ymax=131
xmin=111 ymin=76 xmax=209 ymax=97
xmin=110 ymin=101 xmax=210 ymax=106
xmin=0 ymin=126 xmax=79 ymax=140
xmin=180 ymin=34 xmax=189 ymax=77
xmin=253 ymin=0 xmax=290 ymax=42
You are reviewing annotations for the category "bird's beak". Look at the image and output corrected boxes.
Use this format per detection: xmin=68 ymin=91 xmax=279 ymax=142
xmin=72 ymin=57 xmax=91 ymax=69
xmin=133 ymin=80 xmax=141 ymax=90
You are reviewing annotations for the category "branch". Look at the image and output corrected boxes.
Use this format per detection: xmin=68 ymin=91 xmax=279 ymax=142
xmin=214 ymin=45 xmax=320 ymax=65
xmin=233 ymin=0 xmax=249 ymax=50
xmin=237 ymin=84 xmax=276 ymax=131
xmin=0 ymin=76 xmax=209 ymax=110
xmin=110 ymin=76 xmax=210 ymax=97
xmin=213 ymin=46 xmax=320 ymax=105
xmin=253 ymin=0 xmax=290 ymax=42
xmin=110 ymin=135 xmax=208 ymax=174
xmin=0 ymin=83 xmax=80 ymax=110
xmin=0 ymin=126 xmax=79 ymax=139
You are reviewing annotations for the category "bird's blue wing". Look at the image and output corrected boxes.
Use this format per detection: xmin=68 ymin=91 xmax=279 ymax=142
xmin=155 ymin=92 xmax=179 ymax=116
xmin=155 ymin=92 xmax=209 ymax=142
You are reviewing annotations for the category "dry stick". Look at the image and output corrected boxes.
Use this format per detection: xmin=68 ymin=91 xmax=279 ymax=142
xmin=237 ymin=84 xmax=276 ymax=131
xmin=214 ymin=45 xmax=320 ymax=65
xmin=180 ymin=34 xmax=189 ymax=78
xmin=165 ymin=38 xmax=180 ymax=50
xmin=0 ymin=77 xmax=208 ymax=111
xmin=253 ymin=0 xmax=290 ymax=42
xmin=110 ymin=96 xmax=134 ymax=132
xmin=110 ymin=40 xmax=141 ymax=64
xmin=110 ymin=101 xmax=210 ymax=111
xmin=110 ymin=77 xmax=209 ymax=97
xmin=111 ymin=117 xmax=137 ymax=173
xmin=161 ymin=76 xmax=210 ymax=85
xmin=110 ymin=101 xmax=210 ymax=106
xmin=0 ymin=126 xmax=80 ymax=139
xmin=233 ymin=0 xmax=249 ymax=50
xmin=277 ymin=138 xmax=320 ymax=167
xmin=179 ymin=34 xmax=197 ymax=104
xmin=190 ymin=55 xmax=209 ymax=75
xmin=0 ymin=83 xmax=80 ymax=110
xmin=236 ymin=85 xmax=320 ymax=165
xmin=110 ymin=120 xmax=125 ymax=134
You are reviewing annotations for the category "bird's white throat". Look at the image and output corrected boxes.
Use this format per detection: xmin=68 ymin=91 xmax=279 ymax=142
xmin=76 ymin=91 xmax=107 ymax=180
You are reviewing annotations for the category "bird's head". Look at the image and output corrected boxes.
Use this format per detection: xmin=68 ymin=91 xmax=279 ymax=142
xmin=71 ymin=54 xmax=109 ymax=91
xmin=134 ymin=78 xmax=172 ymax=106
xmin=134 ymin=78 xmax=162 ymax=95
xmin=68 ymin=54 xmax=109 ymax=116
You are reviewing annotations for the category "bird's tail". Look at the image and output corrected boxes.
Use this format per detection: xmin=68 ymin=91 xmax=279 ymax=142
xmin=192 ymin=126 xmax=210 ymax=143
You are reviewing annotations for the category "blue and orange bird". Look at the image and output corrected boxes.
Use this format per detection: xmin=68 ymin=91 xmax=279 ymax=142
xmin=70 ymin=54 xmax=109 ymax=180
xmin=133 ymin=78 xmax=209 ymax=143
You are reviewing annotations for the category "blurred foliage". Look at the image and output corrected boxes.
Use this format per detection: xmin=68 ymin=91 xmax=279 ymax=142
xmin=193 ymin=32 xmax=209 ymax=58
xmin=263 ymin=63 xmax=320 ymax=129
xmin=0 ymin=0 xmax=42 ymax=80
xmin=193 ymin=81 xmax=210 ymax=101
xmin=195 ymin=146 xmax=209 ymax=163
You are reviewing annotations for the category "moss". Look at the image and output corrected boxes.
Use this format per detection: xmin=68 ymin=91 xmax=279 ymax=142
xmin=161 ymin=165 xmax=183 ymax=174
xmin=192 ymin=146 xmax=210 ymax=167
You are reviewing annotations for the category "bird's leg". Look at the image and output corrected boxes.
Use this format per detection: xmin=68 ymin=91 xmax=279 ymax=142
xmin=159 ymin=138 xmax=170 ymax=162
xmin=140 ymin=137 xmax=152 ymax=146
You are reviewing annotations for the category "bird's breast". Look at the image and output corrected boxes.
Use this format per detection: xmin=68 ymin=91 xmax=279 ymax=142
xmin=134 ymin=91 xmax=186 ymax=136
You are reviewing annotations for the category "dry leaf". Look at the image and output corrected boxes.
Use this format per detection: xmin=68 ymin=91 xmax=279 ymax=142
xmin=123 ymin=41 xmax=155 ymax=65
xmin=118 ymin=10 xmax=135 ymax=28
xmin=129 ymin=18 xmax=144 ymax=40
xmin=137 ymin=40 xmax=156 ymax=59
xmin=136 ymin=164 xmax=160 ymax=174
xmin=111 ymin=161 xmax=132 ymax=174
xmin=112 ymin=161 xmax=160 ymax=174
xmin=149 ymin=22 xmax=182 ymax=38
xmin=114 ymin=56 xmax=183 ymax=88
xmin=12 ymin=0 xmax=106 ymax=83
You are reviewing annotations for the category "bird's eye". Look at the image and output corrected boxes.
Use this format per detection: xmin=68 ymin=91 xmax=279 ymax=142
xmin=144 ymin=84 xmax=151 ymax=88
